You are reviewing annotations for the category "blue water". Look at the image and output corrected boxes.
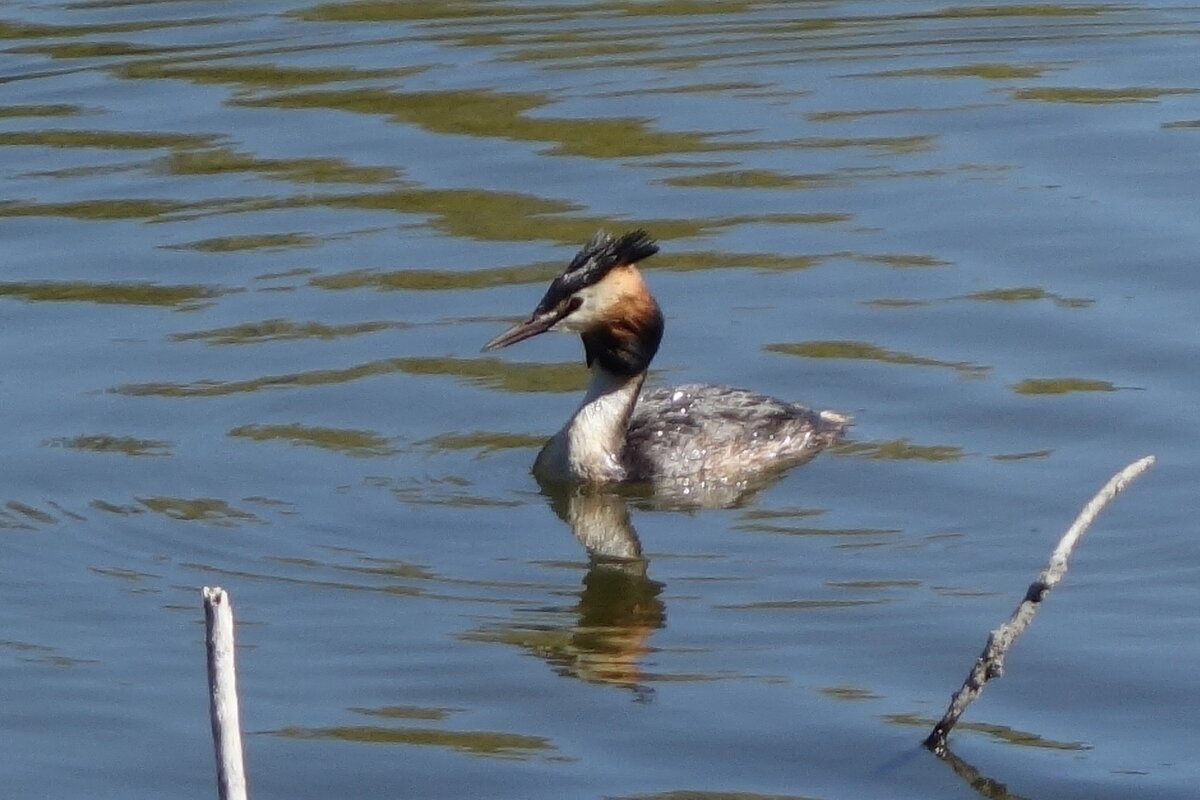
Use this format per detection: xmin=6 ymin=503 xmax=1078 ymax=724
xmin=2 ymin=1 xmax=1198 ymax=798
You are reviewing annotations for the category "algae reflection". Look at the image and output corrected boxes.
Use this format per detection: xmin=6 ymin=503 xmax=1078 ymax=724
xmin=272 ymin=715 xmax=555 ymax=760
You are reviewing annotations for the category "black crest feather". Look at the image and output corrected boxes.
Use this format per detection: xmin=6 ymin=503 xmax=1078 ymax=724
xmin=534 ymin=230 xmax=659 ymax=315
xmin=566 ymin=229 xmax=658 ymax=281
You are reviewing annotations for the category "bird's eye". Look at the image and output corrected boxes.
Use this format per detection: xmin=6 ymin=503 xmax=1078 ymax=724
xmin=564 ymin=296 xmax=584 ymax=315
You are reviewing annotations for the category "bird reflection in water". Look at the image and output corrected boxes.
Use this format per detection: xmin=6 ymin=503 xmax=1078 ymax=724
xmin=527 ymin=462 xmax=804 ymax=699
xmin=542 ymin=483 xmax=664 ymax=701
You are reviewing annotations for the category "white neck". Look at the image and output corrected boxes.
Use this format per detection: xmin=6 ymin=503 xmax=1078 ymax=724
xmin=560 ymin=488 xmax=644 ymax=562
xmin=534 ymin=367 xmax=644 ymax=483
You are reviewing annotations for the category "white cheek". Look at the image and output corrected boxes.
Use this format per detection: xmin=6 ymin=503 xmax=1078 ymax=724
xmin=554 ymin=287 xmax=605 ymax=332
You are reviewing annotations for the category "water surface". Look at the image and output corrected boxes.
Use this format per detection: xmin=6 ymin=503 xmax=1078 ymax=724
xmin=2 ymin=1 xmax=1199 ymax=798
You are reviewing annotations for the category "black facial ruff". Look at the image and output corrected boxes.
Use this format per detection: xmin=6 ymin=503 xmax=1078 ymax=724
xmin=582 ymin=305 xmax=664 ymax=377
xmin=532 ymin=229 xmax=659 ymax=316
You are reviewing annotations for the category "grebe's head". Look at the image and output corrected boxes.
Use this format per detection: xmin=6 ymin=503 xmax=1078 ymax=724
xmin=483 ymin=230 xmax=664 ymax=375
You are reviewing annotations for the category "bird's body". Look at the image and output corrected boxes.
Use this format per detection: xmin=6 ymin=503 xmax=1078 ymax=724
xmin=625 ymin=383 xmax=847 ymax=483
xmin=485 ymin=230 xmax=848 ymax=488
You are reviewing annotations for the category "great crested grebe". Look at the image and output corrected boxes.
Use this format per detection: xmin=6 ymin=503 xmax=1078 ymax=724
xmin=484 ymin=230 xmax=849 ymax=486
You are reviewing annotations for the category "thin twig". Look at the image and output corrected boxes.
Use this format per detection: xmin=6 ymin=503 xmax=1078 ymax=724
xmin=203 ymin=586 xmax=249 ymax=800
xmin=924 ymin=455 xmax=1155 ymax=753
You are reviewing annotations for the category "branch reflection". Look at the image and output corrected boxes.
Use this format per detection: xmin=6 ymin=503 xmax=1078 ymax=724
xmin=933 ymin=745 xmax=1035 ymax=800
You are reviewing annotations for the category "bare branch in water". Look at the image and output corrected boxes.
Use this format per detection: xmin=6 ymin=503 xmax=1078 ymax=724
xmin=924 ymin=455 xmax=1156 ymax=753
xmin=204 ymin=586 xmax=249 ymax=800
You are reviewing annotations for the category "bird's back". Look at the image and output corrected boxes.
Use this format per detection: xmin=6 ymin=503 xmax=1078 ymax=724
xmin=622 ymin=383 xmax=849 ymax=483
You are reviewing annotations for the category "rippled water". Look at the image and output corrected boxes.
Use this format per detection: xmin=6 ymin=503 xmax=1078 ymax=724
xmin=3 ymin=1 xmax=1199 ymax=798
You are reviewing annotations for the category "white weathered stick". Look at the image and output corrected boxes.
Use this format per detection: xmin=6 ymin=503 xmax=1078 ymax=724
xmin=203 ymin=586 xmax=249 ymax=800
xmin=924 ymin=455 xmax=1155 ymax=753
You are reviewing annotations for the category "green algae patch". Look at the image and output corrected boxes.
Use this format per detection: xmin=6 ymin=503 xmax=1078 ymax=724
xmin=396 ymin=357 xmax=589 ymax=393
xmin=229 ymin=424 xmax=396 ymax=457
xmin=89 ymin=499 xmax=145 ymax=516
xmin=611 ymin=0 xmax=755 ymax=16
xmin=738 ymin=507 xmax=827 ymax=521
xmin=0 ymin=280 xmax=221 ymax=306
xmin=766 ymin=341 xmax=988 ymax=378
xmin=237 ymin=86 xmax=740 ymax=158
xmin=90 ymin=566 xmax=159 ymax=582
xmin=0 ymin=198 xmax=188 ymax=220
xmin=314 ymin=186 xmax=586 ymax=241
xmin=350 ymin=705 xmax=461 ymax=721
xmin=855 ymin=253 xmax=951 ymax=268
xmin=312 ymin=262 xmax=563 ymax=291
xmin=717 ymin=599 xmax=886 ymax=610
xmin=613 ymin=791 xmax=822 ymax=800
xmin=5 ymin=501 xmax=58 ymax=525
xmin=806 ymin=108 xmax=917 ymax=122
xmin=113 ymin=361 xmax=416 ymax=396
xmin=828 ymin=580 xmax=922 ymax=590
xmin=1012 ymin=87 xmax=1197 ymax=104
xmin=137 ymin=496 xmax=259 ymax=526
xmin=655 ymin=251 xmax=826 ymax=272
xmin=597 ymin=82 xmax=769 ymax=99
xmin=20 ymin=163 xmax=141 ymax=180
xmin=162 ymin=148 xmax=400 ymax=183
xmin=14 ymin=40 xmax=161 ymax=58
xmin=0 ymin=104 xmax=83 ymax=117
xmin=965 ymin=286 xmax=1058 ymax=302
xmin=256 ymin=267 xmax=319 ymax=281
xmin=171 ymin=318 xmax=404 ymax=345
xmin=271 ymin=724 xmax=554 ymax=758
xmin=819 ymin=685 xmax=882 ymax=700
xmin=311 ymin=248 xmax=835 ymax=292
xmin=1011 ymin=377 xmax=1116 ymax=394
xmin=239 ymin=86 xmax=898 ymax=159
xmin=296 ymin=0 xmax=761 ymax=24
xmin=390 ymin=484 xmax=523 ymax=509
xmin=638 ymin=159 xmax=739 ymax=169
xmin=833 ymin=438 xmax=966 ymax=462
xmin=165 ymin=232 xmax=320 ymax=252
xmin=294 ymin=0 xmax=556 ymax=22
xmin=660 ymin=169 xmax=843 ymax=190
xmin=955 ymin=720 xmax=1090 ymax=750
xmin=116 ymin=60 xmax=421 ymax=90
xmin=992 ymin=449 xmax=1054 ymax=461
xmin=862 ymin=298 xmax=930 ymax=308
xmin=0 ymin=129 xmax=220 ymax=150
xmin=335 ymin=559 xmax=436 ymax=580
xmin=45 ymin=434 xmax=171 ymax=456
xmin=0 ymin=17 xmax=209 ymax=39
xmin=865 ymin=63 xmax=1051 ymax=80
xmin=798 ymin=134 xmax=937 ymax=155
xmin=883 ymin=713 xmax=1089 ymax=750
xmin=112 ymin=356 xmax=590 ymax=397
xmin=504 ymin=41 xmax=658 ymax=62
xmin=311 ymin=185 xmax=830 ymax=242
xmin=919 ymin=4 xmax=1115 ymax=18
xmin=418 ymin=431 xmax=545 ymax=456
xmin=736 ymin=522 xmax=902 ymax=536
xmin=957 ymin=286 xmax=1093 ymax=307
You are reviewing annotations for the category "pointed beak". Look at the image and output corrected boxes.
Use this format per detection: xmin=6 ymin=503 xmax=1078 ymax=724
xmin=482 ymin=309 xmax=561 ymax=351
